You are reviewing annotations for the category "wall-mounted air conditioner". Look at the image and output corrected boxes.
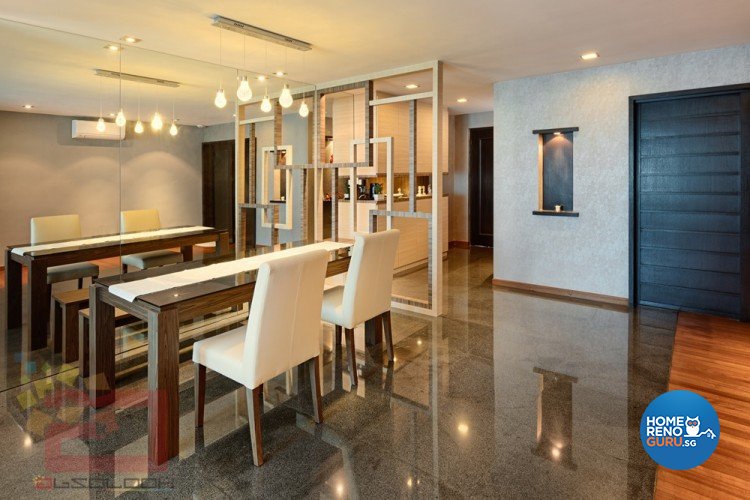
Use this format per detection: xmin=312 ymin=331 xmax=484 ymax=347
xmin=71 ymin=120 xmax=125 ymax=140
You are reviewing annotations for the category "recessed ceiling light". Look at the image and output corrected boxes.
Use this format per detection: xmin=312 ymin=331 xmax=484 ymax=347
xmin=456 ymin=97 xmax=468 ymax=103
xmin=405 ymin=84 xmax=419 ymax=89
xmin=274 ymin=71 xmax=285 ymax=77
xmin=109 ymin=112 xmax=116 ymax=117
xmin=257 ymin=75 xmax=267 ymax=81
xmin=120 ymin=35 xmax=141 ymax=44
xmin=104 ymin=44 xmax=121 ymax=52
xmin=22 ymin=104 xmax=33 ymax=109
xmin=580 ymin=52 xmax=599 ymax=61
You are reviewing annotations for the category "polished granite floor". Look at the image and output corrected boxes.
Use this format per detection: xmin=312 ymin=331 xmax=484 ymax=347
xmin=0 ymin=247 xmax=676 ymax=498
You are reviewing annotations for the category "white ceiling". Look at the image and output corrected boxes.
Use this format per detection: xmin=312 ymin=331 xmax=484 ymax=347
xmin=1 ymin=0 xmax=749 ymax=119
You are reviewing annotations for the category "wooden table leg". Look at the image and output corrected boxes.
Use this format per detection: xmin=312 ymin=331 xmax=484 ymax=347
xmin=147 ymin=307 xmax=180 ymax=466
xmin=27 ymin=261 xmax=49 ymax=351
xmin=216 ymin=232 xmax=230 ymax=257
xmin=6 ymin=250 xmax=22 ymax=330
xmin=62 ymin=302 xmax=81 ymax=363
xmin=88 ymin=284 xmax=115 ymax=408
xmin=364 ymin=316 xmax=383 ymax=348
xmin=180 ymin=245 xmax=194 ymax=262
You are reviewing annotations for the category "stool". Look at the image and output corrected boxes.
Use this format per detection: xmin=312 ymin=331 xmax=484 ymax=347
xmin=78 ymin=307 xmax=137 ymax=377
xmin=52 ymin=288 xmax=89 ymax=362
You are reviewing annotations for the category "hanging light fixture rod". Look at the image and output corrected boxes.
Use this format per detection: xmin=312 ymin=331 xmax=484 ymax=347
xmin=94 ymin=69 xmax=180 ymax=88
xmin=211 ymin=15 xmax=312 ymax=51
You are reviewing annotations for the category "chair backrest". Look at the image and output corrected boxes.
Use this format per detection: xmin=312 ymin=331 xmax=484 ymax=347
xmin=242 ymin=249 xmax=329 ymax=389
xmin=30 ymin=214 xmax=82 ymax=244
xmin=120 ymin=209 xmax=162 ymax=233
xmin=342 ymin=229 xmax=400 ymax=327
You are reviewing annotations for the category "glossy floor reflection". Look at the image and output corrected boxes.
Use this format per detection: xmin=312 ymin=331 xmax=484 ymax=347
xmin=0 ymin=248 xmax=675 ymax=498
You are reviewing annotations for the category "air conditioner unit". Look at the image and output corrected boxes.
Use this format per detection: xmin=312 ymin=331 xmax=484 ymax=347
xmin=71 ymin=120 xmax=125 ymax=140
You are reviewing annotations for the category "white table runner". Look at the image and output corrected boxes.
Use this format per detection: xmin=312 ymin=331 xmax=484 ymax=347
xmin=11 ymin=226 xmax=212 ymax=256
xmin=109 ymin=241 xmax=352 ymax=302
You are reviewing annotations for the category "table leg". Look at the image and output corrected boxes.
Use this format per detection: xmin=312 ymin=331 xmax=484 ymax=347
xmin=216 ymin=232 xmax=229 ymax=257
xmin=88 ymin=285 xmax=115 ymax=408
xmin=364 ymin=316 xmax=383 ymax=348
xmin=180 ymin=245 xmax=194 ymax=263
xmin=27 ymin=261 xmax=49 ymax=351
xmin=147 ymin=307 xmax=180 ymax=466
xmin=5 ymin=250 xmax=22 ymax=330
xmin=62 ymin=302 xmax=80 ymax=363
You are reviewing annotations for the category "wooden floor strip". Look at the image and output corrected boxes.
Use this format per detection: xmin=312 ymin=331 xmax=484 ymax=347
xmin=655 ymin=312 xmax=750 ymax=499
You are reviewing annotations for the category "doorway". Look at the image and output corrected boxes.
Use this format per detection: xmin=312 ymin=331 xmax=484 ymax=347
xmin=631 ymin=85 xmax=750 ymax=319
xmin=469 ymin=127 xmax=494 ymax=247
xmin=202 ymin=139 xmax=254 ymax=246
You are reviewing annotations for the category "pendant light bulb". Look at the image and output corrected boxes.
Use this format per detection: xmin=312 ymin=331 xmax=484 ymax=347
xmin=299 ymin=100 xmax=309 ymax=118
xmin=134 ymin=119 xmax=144 ymax=134
xmin=214 ymin=88 xmax=227 ymax=108
xmin=261 ymin=94 xmax=272 ymax=113
xmin=236 ymin=76 xmax=252 ymax=102
xmin=279 ymin=84 xmax=293 ymax=108
xmin=151 ymin=111 xmax=163 ymax=131
xmin=169 ymin=121 xmax=178 ymax=136
xmin=96 ymin=117 xmax=106 ymax=132
xmin=115 ymin=109 xmax=126 ymax=127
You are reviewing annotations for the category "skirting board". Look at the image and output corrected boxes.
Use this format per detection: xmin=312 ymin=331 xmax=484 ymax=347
xmin=492 ymin=278 xmax=629 ymax=308
xmin=449 ymin=241 xmax=470 ymax=249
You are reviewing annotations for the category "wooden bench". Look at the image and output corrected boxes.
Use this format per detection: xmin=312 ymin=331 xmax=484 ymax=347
xmin=52 ymin=288 xmax=89 ymax=362
xmin=78 ymin=307 xmax=138 ymax=377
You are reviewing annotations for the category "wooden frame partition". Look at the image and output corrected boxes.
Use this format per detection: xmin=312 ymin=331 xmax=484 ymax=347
xmin=233 ymin=61 xmax=445 ymax=316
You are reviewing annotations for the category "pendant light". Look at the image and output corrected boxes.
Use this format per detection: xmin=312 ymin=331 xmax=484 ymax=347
xmin=151 ymin=109 xmax=163 ymax=131
xmin=214 ymin=30 xmax=227 ymax=108
xmin=134 ymin=83 xmax=144 ymax=134
xmin=299 ymin=97 xmax=309 ymax=117
xmin=96 ymin=76 xmax=106 ymax=131
xmin=261 ymin=92 xmax=272 ymax=113
xmin=169 ymin=99 xmax=178 ymax=136
xmin=279 ymin=84 xmax=293 ymax=108
xmin=236 ymin=37 xmax=252 ymax=102
xmin=114 ymin=48 xmax=126 ymax=127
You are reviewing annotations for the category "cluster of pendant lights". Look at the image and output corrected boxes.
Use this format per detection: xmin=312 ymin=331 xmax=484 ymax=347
xmin=213 ymin=32 xmax=309 ymax=118
xmin=97 ymin=105 xmax=179 ymax=136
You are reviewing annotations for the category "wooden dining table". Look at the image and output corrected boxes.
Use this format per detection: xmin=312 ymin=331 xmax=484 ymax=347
xmin=5 ymin=226 xmax=229 ymax=351
xmin=87 ymin=241 xmax=359 ymax=466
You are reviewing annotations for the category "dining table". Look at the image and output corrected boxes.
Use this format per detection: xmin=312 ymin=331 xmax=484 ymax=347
xmin=5 ymin=226 xmax=229 ymax=351
xmin=86 ymin=240 xmax=383 ymax=466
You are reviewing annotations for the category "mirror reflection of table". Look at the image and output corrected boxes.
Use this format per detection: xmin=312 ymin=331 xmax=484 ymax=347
xmin=5 ymin=226 xmax=229 ymax=351
xmin=87 ymin=240 xmax=352 ymax=466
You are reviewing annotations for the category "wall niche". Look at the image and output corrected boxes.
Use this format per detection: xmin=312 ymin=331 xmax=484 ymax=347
xmin=532 ymin=127 xmax=579 ymax=217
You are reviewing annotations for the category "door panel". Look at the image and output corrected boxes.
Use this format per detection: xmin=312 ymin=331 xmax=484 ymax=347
xmin=470 ymin=127 xmax=493 ymax=247
xmin=636 ymin=92 xmax=744 ymax=317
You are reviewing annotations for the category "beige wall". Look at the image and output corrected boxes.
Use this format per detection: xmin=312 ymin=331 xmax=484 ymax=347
xmin=450 ymin=111 xmax=493 ymax=243
xmin=494 ymin=43 xmax=750 ymax=298
xmin=0 ymin=110 xmax=203 ymax=251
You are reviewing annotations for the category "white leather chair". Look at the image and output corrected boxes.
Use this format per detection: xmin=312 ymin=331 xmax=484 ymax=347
xmin=30 ymin=214 xmax=99 ymax=289
xmin=120 ymin=209 xmax=183 ymax=273
xmin=193 ymin=249 xmax=329 ymax=466
xmin=321 ymin=229 xmax=400 ymax=385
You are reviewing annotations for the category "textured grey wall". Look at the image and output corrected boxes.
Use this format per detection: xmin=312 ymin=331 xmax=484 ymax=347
xmin=0 ymin=110 xmax=203 ymax=251
xmin=494 ymin=44 xmax=750 ymax=298
xmin=452 ymin=111 xmax=493 ymax=242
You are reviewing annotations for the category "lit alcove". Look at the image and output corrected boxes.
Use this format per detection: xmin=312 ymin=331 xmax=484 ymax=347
xmin=532 ymin=127 xmax=579 ymax=217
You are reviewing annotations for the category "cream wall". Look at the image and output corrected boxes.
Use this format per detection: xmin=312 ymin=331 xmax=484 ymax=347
xmin=494 ymin=44 xmax=750 ymax=298
xmin=451 ymin=111 xmax=493 ymax=243
xmin=0 ymin=110 xmax=203 ymax=252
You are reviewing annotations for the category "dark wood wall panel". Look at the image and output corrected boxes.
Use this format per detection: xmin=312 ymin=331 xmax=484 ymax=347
xmin=636 ymin=92 xmax=743 ymax=317
xmin=541 ymin=132 xmax=574 ymax=210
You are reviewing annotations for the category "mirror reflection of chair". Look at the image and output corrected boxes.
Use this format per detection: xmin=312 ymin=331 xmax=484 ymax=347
xmin=193 ymin=249 xmax=329 ymax=466
xmin=119 ymin=209 xmax=183 ymax=273
xmin=30 ymin=214 xmax=99 ymax=291
xmin=321 ymin=229 xmax=400 ymax=386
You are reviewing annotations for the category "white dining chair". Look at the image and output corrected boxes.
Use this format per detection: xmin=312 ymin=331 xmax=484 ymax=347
xmin=193 ymin=249 xmax=329 ymax=466
xmin=30 ymin=214 xmax=99 ymax=289
xmin=321 ymin=229 xmax=400 ymax=385
xmin=120 ymin=209 xmax=183 ymax=273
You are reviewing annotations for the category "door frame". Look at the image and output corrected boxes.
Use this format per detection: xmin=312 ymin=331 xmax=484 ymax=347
xmin=629 ymin=82 xmax=750 ymax=318
xmin=469 ymin=126 xmax=494 ymax=247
